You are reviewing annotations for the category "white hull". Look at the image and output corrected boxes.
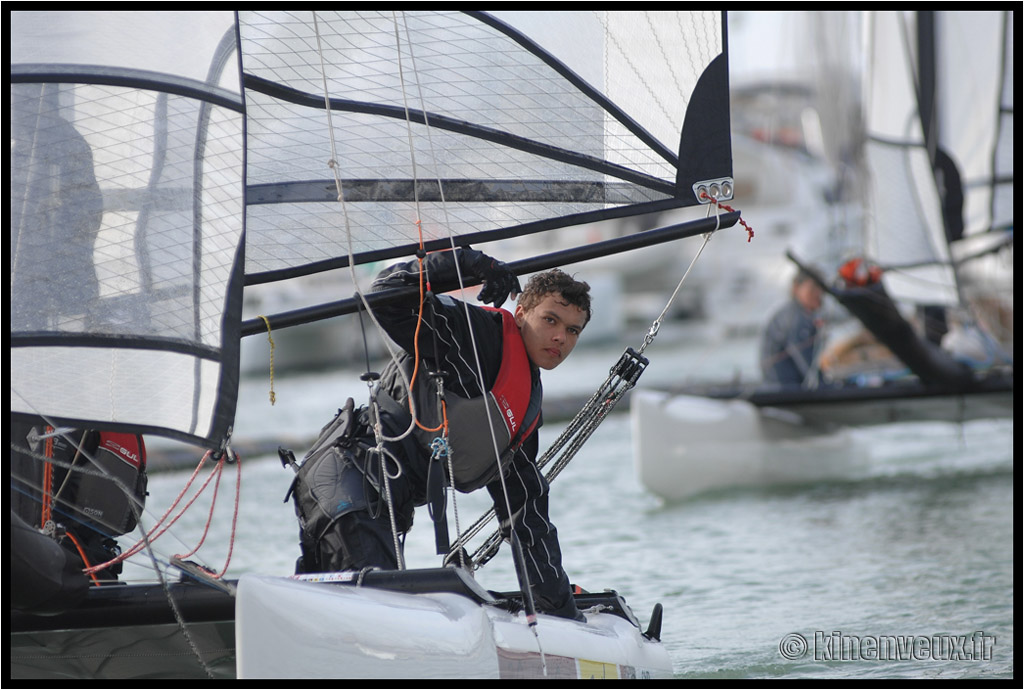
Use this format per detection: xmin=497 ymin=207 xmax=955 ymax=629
xmin=631 ymin=390 xmax=867 ymax=501
xmin=236 ymin=572 xmax=672 ymax=679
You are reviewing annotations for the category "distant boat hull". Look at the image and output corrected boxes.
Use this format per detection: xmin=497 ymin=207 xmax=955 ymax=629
xmin=631 ymin=372 xmax=1013 ymax=501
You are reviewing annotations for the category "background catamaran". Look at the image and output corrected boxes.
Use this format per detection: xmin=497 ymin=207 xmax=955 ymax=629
xmin=632 ymin=10 xmax=1014 ymax=501
xmin=11 ymin=10 xmax=741 ymax=678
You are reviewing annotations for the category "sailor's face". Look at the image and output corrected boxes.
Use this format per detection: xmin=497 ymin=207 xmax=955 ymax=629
xmin=514 ymin=292 xmax=587 ymax=371
xmin=795 ymin=280 xmax=823 ymax=313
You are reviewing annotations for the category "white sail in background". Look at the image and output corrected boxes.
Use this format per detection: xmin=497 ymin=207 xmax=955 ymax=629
xmin=861 ymin=11 xmax=957 ymax=306
xmin=861 ymin=10 xmax=1014 ymax=307
xmin=933 ymin=11 xmax=1014 ymax=240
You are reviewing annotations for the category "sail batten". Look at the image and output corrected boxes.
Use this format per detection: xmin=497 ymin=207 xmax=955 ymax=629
xmin=244 ymin=73 xmax=681 ymax=191
xmin=12 ymin=65 xmax=244 ymax=113
xmin=244 ymin=196 xmax=693 ymax=286
xmin=247 ymin=179 xmax=671 ymax=205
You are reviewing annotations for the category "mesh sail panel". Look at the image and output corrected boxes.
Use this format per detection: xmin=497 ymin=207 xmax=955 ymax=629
xmin=10 ymin=12 xmax=245 ymax=447
xmin=238 ymin=11 xmax=730 ymax=280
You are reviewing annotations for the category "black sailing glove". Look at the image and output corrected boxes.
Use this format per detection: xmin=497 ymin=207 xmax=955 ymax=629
xmin=462 ymin=248 xmax=521 ymax=309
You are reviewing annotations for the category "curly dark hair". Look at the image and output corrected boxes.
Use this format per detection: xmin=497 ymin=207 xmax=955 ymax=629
xmin=517 ymin=269 xmax=592 ymax=326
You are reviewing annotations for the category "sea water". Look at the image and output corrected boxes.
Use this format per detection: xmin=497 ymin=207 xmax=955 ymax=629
xmin=139 ymin=337 xmax=1014 ymax=680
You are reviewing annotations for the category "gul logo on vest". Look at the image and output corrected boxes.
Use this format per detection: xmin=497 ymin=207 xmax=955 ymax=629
xmin=497 ymin=394 xmax=518 ymax=433
xmin=102 ymin=437 xmax=142 ymax=468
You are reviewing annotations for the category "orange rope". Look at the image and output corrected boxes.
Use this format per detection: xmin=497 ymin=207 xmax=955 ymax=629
xmin=408 ymin=220 xmax=449 ymax=435
xmin=215 ymin=452 xmax=243 ymax=578
xmin=64 ymin=531 xmax=103 ymax=587
xmin=171 ymin=453 xmax=227 ymax=560
xmin=40 ymin=426 xmax=54 ymax=527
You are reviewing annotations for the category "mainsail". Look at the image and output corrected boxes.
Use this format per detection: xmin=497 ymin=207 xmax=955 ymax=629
xmin=10 ymin=11 xmax=733 ymax=450
xmin=240 ymin=10 xmax=733 ymax=283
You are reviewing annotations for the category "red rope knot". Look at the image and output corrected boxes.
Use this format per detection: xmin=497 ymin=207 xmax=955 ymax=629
xmin=700 ymin=191 xmax=754 ymax=242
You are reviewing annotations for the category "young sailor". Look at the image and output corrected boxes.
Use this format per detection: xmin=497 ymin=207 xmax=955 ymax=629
xmin=291 ymin=248 xmax=590 ymax=621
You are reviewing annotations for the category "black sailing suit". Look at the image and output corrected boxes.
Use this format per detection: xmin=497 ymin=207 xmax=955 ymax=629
xmin=323 ymin=248 xmax=581 ymax=620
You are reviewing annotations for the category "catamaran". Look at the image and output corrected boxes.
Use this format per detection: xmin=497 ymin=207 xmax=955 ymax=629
xmin=11 ymin=10 xmax=744 ymax=678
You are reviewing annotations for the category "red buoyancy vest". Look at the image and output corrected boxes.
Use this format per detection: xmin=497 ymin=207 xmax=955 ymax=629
xmin=485 ymin=307 xmax=541 ymax=443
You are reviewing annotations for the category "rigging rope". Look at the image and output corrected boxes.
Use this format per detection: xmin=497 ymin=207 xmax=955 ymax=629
xmin=701 ymin=191 xmax=754 ymax=242
xmin=447 ymin=197 xmax=752 ymax=568
xmin=308 ymin=11 xmax=521 ymax=579
xmin=311 ymin=11 xmax=418 ymax=448
xmin=388 ymin=12 xmax=544 ymax=594
xmin=307 ymin=12 xmax=545 ymax=645
xmin=393 ymin=11 xmax=482 ymax=572
xmin=82 ymin=448 xmax=243 ymax=579
xmin=63 ymin=531 xmax=102 ymax=587
xmin=40 ymin=425 xmax=55 ymax=530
